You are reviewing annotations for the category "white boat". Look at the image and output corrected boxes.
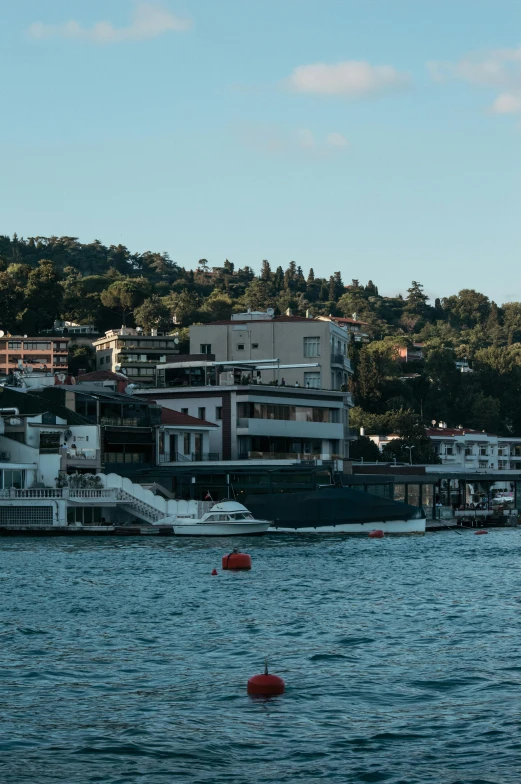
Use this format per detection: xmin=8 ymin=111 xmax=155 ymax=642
xmin=161 ymin=500 xmax=271 ymax=536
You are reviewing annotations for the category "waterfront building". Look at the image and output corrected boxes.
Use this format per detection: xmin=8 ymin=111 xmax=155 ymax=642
xmin=189 ymin=309 xmax=352 ymax=391
xmin=0 ymin=335 xmax=69 ymax=378
xmin=138 ymin=371 xmax=351 ymax=468
xmin=92 ymin=328 xmax=180 ymax=386
xmin=0 ymin=385 xmax=100 ymax=482
xmin=425 ymin=426 xmax=521 ymax=471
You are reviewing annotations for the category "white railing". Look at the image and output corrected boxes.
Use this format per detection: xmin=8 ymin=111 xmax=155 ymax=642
xmin=69 ymin=489 xmax=115 ymax=498
xmin=0 ymin=488 xmax=64 ymax=499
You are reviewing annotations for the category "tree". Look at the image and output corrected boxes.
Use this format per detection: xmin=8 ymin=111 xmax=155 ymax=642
xmin=134 ymin=295 xmax=171 ymax=332
xmin=260 ymin=260 xmax=271 ymax=281
xmin=68 ymin=344 xmax=95 ymax=375
xmin=200 ymin=291 xmax=235 ymax=322
xmin=349 ymin=436 xmax=381 ymax=462
xmin=100 ymin=277 xmax=152 ymax=325
xmin=22 ymin=259 xmax=63 ymax=332
xmin=405 ymin=281 xmax=428 ymax=316
xmin=381 ymin=437 xmax=440 ymax=465
xmin=241 ymin=280 xmax=273 ymax=311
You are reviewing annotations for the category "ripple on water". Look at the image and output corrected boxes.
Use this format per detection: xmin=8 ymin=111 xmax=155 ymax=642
xmin=1 ymin=530 xmax=521 ymax=783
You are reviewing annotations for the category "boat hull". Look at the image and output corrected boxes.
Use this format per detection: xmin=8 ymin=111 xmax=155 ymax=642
xmin=269 ymin=518 xmax=425 ymax=535
xmin=172 ymin=522 xmax=270 ymax=536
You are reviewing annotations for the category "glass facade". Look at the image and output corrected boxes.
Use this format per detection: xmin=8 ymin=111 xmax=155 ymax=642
xmin=237 ymin=402 xmax=338 ymax=423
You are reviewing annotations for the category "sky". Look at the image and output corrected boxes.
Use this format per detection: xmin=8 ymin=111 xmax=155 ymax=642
xmin=1 ymin=0 xmax=520 ymax=303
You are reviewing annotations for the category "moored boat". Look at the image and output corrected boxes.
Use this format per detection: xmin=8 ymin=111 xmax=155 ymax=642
xmin=245 ymin=486 xmax=426 ymax=535
xmin=160 ymin=500 xmax=271 ymax=536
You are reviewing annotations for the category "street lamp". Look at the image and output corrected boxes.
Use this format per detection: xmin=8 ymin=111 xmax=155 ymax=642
xmin=406 ymin=445 xmax=415 ymax=465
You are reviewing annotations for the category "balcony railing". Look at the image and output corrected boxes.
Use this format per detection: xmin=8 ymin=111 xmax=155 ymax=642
xmin=240 ymin=451 xmax=343 ymax=462
xmin=158 ymin=452 xmax=220 ymax=464
xmin=67 ymin=449 xmax=98 ymax=461
xmin=101 ymin=417 xmax=146 ymax=427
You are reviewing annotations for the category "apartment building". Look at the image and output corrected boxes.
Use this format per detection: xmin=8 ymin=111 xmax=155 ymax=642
xmin=139 ymin=379 xmax=350 ymax=468
xmin=189 ymin=310 xmax=352 ymax=391
xmin=93 ymin=328 xmax=179 ymax=385
xmin=426 ymin=427 xmax=521 ymax=470
xmin=0 ymin=336 xmax=69 ymax=378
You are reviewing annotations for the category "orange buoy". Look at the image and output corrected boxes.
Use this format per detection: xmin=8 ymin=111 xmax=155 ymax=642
xmin=211 ymin=568 xmax=218 ymax=575
xmin=247 ymin=661 xmax=285 ymax=697
xmin=222 ymin=548 xmax=252 ymax=570
xmin=475 ymin=530 xmax=489 ymax=535
xmin=369 ymin=529 xmax=385 ymax=538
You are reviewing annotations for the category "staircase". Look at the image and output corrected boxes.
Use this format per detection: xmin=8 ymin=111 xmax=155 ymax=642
xmin=117 ymin=490 xmax=165 ymax=523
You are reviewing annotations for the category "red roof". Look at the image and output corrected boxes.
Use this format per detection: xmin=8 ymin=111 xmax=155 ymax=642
xmin=328 ymin=316 xmax=369 ymax=326
xmin=151 ymin=403 xmax=218 ymax=428
xmin=426 ymin=428 xmax=485 ymax=437
xmin=77 ymin=370 xmax=128 ymax=382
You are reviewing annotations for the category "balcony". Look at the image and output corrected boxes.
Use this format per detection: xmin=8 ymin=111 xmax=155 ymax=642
xmin=65 ymin=449 xmax=100 ymax=469
xmin=101 ymin=417 xmax=147 ymax=427
xmin=331 ymin=354 xmax=352 ymax=371
xmin=239 ymin=451 xmax=343 ymax=462
xmin=158 ymin=452 xmax=220 ymax=464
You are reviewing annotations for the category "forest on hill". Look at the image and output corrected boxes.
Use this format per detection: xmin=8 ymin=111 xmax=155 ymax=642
xmin=2 ymin=234 xmax=521 ymax=446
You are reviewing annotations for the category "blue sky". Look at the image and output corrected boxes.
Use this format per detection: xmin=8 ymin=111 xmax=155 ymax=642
xmin=1 ymin=0 xmax=520 ymax=303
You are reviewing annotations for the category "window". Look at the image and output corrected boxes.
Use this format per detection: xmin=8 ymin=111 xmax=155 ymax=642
xmin=251 ymin=343 xmax=259 ymax=349
xmin=183 ymin=433 xmax=190 ymax=455
xmin=198 ymin=407 xmax=206 ymax=421
xmin=445 ymin=446 xmax=453 ymax=456
xmin=24 ymin=341 xmax=51 ymax=350
xmin=480 ymin=446 xmax=488 ymax=456
xmin=303 ymin=337 xmax=320 ymax=357
xmin=304 ymin=372 xmax=321 ymax=389
xmin=215 ymin=406 xmax=222 ymax=420
xmin=99 ymin=357 xmax=104 ymax=365
xmin=465 ymin=447 xmax=473 ymax=456
xmin=200 ymin=344 xmax=212 ymax=354
xmin=237 ymin=344 xmax=245 ymax=350
xmin=8 ymin=341 xmax=21 ymax=350
xmin=181 ymin=408 xmax=188 ymax=415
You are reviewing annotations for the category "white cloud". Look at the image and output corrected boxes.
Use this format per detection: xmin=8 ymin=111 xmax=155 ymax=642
xmin=240 ymin=126 xmax=349 ymax=157
xmin=286 ymin=60 xmax=409 ymax=96
xmin=428 ymin=44 xmax=521 ymax=116
xmin=28 ymin=3 xmax=191 ymax=44
xmin=326 ymin=132 xmax=349 ymax=148
xmin=492 ymin=92 xmax=521 ymax=114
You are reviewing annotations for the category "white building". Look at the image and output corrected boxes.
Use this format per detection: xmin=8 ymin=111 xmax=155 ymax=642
xmin=189 ymin=310 xmax=352 ymax=391
xmin=368 ymin=425 xmax=521 ymax=471
xmin=426 ymin=426 xmax=521 ymax=471
xmin=139 ymin=380 xmax=350 ymax=469
xmin=93 ymin=328 xmax=180 ymax=386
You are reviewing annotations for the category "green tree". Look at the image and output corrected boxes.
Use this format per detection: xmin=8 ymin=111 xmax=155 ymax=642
xmin=134 ymin=295 xmax=171 ymax=332
xmin=22 ymin=259 xmax=63 ymax=332
xmin=349 ymin=436 xmax=381 ymax=462
xmin=100 ymin=277 xmax=152 ymax=325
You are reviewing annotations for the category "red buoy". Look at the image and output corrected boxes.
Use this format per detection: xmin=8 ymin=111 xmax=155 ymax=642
xmin=475 ymin=530 xmax=489 ymax=535
xmin=369 ymin=529 xmax=385 ymax=538
xmin=222 ymin=548 xmax=252 ymax=570
xmin=247 ymin=661 xmax=285 ymax=697
xmin=211 ymin=568 xmax=218 ymax=575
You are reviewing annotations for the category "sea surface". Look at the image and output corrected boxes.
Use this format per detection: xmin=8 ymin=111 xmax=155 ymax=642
xmin=1 ymin=529 xmax=521 ymax=783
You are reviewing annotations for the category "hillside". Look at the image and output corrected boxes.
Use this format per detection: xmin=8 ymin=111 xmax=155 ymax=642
xmin=2 ymin=233 xmax=521 ymax=440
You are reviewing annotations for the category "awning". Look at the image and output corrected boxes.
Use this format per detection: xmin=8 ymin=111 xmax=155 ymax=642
xmin=104 ymin=430 xmax=154 ymax=445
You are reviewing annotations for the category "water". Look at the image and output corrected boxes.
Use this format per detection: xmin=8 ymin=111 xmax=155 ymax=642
xmin=1 ymin=530 xmax=521 ymax=783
